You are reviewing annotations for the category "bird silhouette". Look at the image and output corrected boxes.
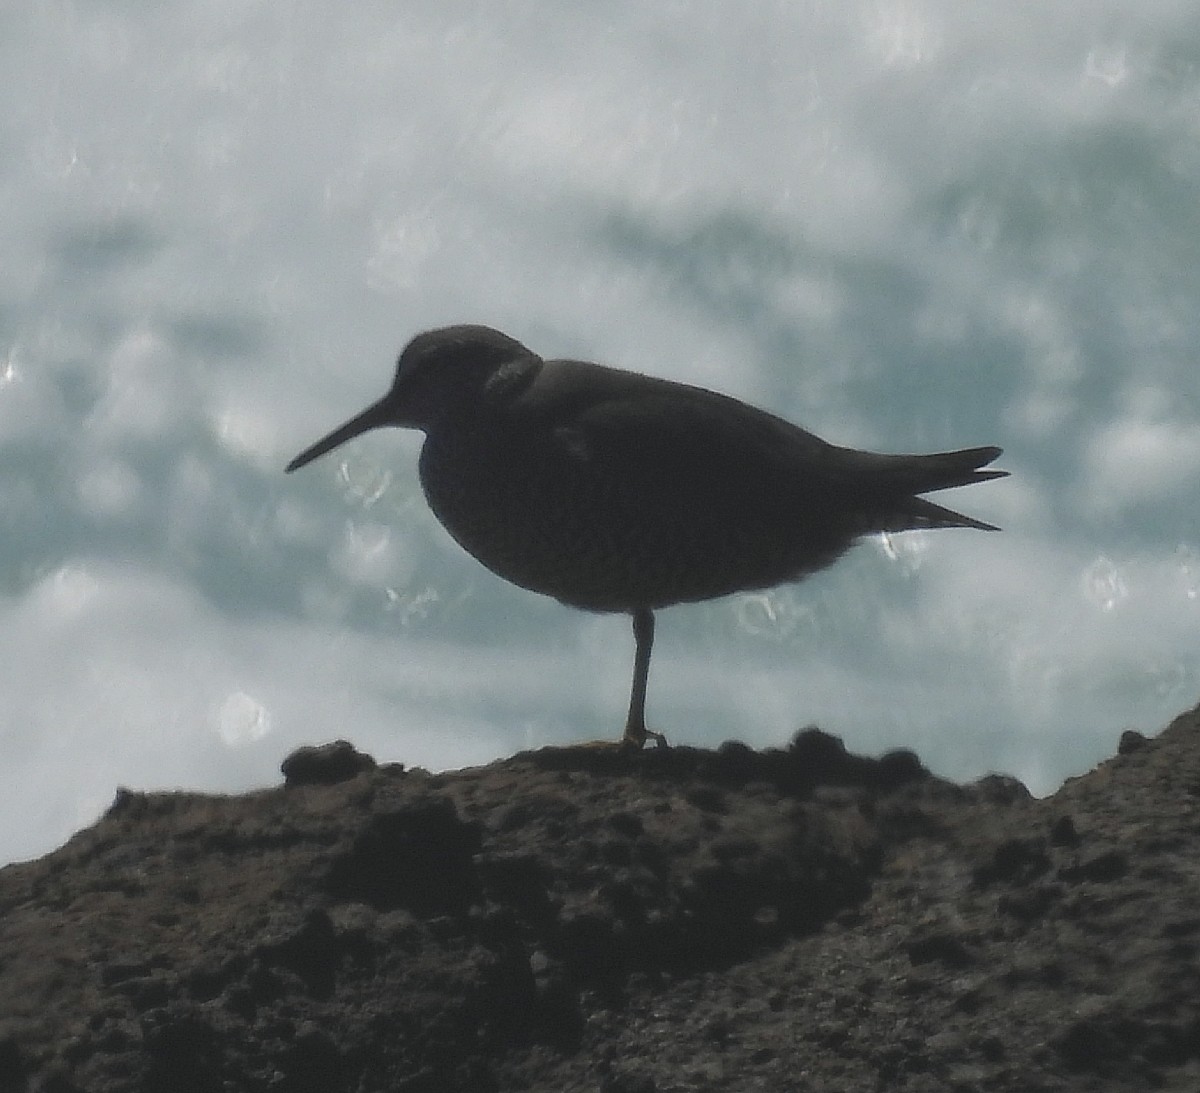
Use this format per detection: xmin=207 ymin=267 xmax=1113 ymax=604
xmin=286 ymin=324 xmax=1007 ymax=749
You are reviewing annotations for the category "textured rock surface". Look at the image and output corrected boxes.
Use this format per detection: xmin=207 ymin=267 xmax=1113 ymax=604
xmin=1 ymin=711 xmax=1198 ymax=1092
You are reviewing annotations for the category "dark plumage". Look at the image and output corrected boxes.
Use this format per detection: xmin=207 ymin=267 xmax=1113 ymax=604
xmin=286 ymin=324 xmax=1007 ymax=748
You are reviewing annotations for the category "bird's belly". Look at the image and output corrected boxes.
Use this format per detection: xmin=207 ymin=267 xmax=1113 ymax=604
xmin=417 ymin=433 xmax=843 ymax=612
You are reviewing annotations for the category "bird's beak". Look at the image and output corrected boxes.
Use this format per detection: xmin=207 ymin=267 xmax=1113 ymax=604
xmin=285 ymin=398 xmax=393 ymax=473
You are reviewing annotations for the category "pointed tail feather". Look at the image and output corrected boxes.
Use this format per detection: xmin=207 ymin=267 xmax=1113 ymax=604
xmin=882 ymin=445 xmax=1006 ymax=494
xmin=855 ymin=446 xmax=1007 ymax=533
xmin=903 ymin=496 xmax=1001 ymax=532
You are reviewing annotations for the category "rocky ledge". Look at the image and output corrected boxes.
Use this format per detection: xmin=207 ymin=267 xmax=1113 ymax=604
xmin=1 ymin=709 xmax=1198 ymax=1092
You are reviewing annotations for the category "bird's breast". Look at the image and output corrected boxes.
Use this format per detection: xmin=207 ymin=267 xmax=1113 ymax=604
xmin=417 ymin=425 xmax=644 ymax=608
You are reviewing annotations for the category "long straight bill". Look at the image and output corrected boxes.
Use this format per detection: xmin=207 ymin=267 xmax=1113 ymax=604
xmin=285 ymin=399 xmax=392 ymax=473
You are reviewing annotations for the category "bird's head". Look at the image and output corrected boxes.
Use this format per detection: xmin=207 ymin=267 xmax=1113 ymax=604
xmin=285 ymin=324 xmax=538 ymax=473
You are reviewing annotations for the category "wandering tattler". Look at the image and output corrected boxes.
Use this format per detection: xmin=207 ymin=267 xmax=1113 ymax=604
xmin=286 ymin=324 xmax=1006 ymax=749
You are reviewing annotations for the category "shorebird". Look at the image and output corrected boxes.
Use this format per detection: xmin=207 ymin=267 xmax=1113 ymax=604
xmin=286 ymin=325 xmax=1006 ymax=749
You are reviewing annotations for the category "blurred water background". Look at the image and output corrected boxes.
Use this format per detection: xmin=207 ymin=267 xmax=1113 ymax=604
xmin=4 ymin=1 xmax=1200 ymax=863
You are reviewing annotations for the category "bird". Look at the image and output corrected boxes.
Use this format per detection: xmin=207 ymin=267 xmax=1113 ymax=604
xmin=286 ymin=324 xmax=1007 ymax=750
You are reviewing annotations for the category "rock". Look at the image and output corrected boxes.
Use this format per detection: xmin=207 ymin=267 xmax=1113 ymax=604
xmin=2 ymin=705 xmax=1200 ymax=1092
xmin=281 ymin=740 xmax=378 ymax=786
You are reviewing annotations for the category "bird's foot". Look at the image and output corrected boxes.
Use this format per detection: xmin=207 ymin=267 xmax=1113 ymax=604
xmin=620 ymin=724 xmax=670 ymax=751
xmin=552 ymin=726 xmax=669 ymax=752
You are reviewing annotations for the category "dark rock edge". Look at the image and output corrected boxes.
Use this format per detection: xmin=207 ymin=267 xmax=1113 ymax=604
xmin=1 ymin=709 xmax=1199 ymax=1093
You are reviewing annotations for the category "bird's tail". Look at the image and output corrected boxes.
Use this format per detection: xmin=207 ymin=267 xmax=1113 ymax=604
xmin=873 ymin=445 xmax=1005 ymax=492
xmin=848 ymin=445 xmax=1007 ymax=532
xmin=903 ymin=496 xmax=1001 ymax=532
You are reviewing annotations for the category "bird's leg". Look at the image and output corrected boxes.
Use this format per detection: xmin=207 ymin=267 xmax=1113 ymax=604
xmin=621 ymin=608 xmax=668 ymax=749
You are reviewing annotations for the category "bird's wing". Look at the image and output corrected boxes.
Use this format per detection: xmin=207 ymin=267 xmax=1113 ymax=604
xmin=512 ymin=361 xmax=845 ymax=510
xmin=511 ymin=358 xmax=1004 ymax=523
xmin=570 ymin=391 xmax=836 ymax=478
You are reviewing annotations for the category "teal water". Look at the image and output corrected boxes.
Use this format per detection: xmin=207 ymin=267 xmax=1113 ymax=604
xmin=3 ymin=1 xmax=1200 ymax=863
